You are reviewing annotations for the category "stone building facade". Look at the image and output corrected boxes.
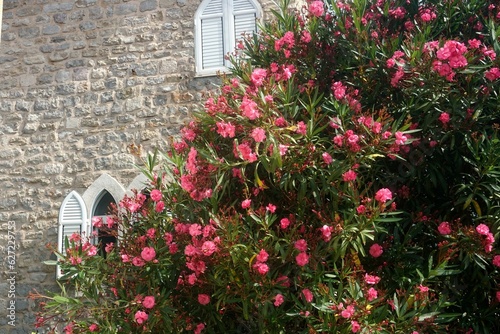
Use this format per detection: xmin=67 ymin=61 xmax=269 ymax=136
xmin=0 ymin=0 xmax=276 ymax=332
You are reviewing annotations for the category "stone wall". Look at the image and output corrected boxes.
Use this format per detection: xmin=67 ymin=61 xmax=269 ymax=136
xmin=0 ymin=0 xmax=274 ymax=332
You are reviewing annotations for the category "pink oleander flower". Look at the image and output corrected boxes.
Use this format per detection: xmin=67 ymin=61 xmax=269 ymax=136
xmin=375 ymin=188 xmax=392 ymax=203
xmin=256 ymin=249 xmax=269 ymax=262
xmin=253 ymin=262 xmax=269 ymax=275
xmin=86 ymin=245 xmax=97 ymax=257
xmin=320 ymin=225 xmax=333 ymax=242
xmin=438 ymin=221 xmax=451 ymax=235
xmin=91 ymin=216 xmax=103 ymax=228
xmin=279 ymin=144 xmax=289 ymax=156
xmin=492 ymin=255 xmax=500 ymax=267
xmin=240 ymin=96 xmax=260 ymax=120
xmin=266 ymin=203 xmax=277 ymax=213
xmin=485 ymin=67 xmax=500 ymax=81
xmin=294 ymin=239 xmax=308 ymax=252
xmin=134 ymin=310 xmax=148 ymax=324
xmin=132 ymin=256 xmax=145 ymax=267
xmin=364 ymin=274 xmax=381 ymax=285
xmin=476 ymin=223 xmax=490 ymax=235
xmin=301 ymin=288 xmax=314 ymax=303
xmin=332 ymin=81 xmax=346 ymax=100
xmin=296 ymin=252 xmax=310 ymax=266
xmin=194 ymin=323 xmax=205 ymax=334
xmin=241 ymin=199 xmax=251 ymax=209
xmin=296 ymin=121 xmax=307 ymax=135
xmin=274 ymin=293 xmax=285 ymax=306
xmin=189 ymin=224 xmax=202 ymax=237
xmin=342 ymin=170 xmax=357 ymax=182
xmin=105 ymin=242 xmax=114 ymax=253
xmin=280 ymin=217 xmax=290 ymax=229
xmin=322 ymin=152 xmax=333 ymax=165
xmin=351 ymin=320 xmax=361 ymax=333
xmin=251 ymin=127 xmax=266 ymax=142
xmin=438 ymin=112 xmax=450 ymax=125
xmin=341 ymin=305 xmax=355 ymax=319
xmin=394 ymin=131 xmax=407 ymax=145
xmin=216 ymin=121 xmax=236 ymax=138
xmin=357 ymin=205 xmax=366 ymax=214
xmin=301 ymin=30 xmax=312 ymax=43
xmin=309 ymin=1 xmax=324 ymax=17
xmin=89 ymin=324 xmax=99 ymax=332
xmin=251 ymin=68 xmax=267 ymax=87
xmin=150 ymin=189 xmax=162 ymax=202
xmin=367 ymin=287 xmax=378 ymax=301
xmin=198 ymin=294 xmax=210 ymax=305
xmin=418 ymin=285 xmax=429 ymax=293
xmin=201 ymin=241 xmax=217 ymax=256
xmin=369 ymin=243 xmax=383 ymax=258
xmin=237 ymin=143 xmax=258 ymax=162
xmin=141 ymin=247 xmax=156 ymax=262
xmin=155 ymin=201 xmax=165 ymax=212
xmin=143 ymin=296 xmax=155 ymax=309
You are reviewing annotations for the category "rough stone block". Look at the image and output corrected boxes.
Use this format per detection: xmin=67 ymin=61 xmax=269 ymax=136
xmin=115 ymin=3 xmax=138 ymax=16
xmin=42 ymin=25 xmax=61 ymax=35
xmin=18 ymin=27 xmax=40 ymax=38
xmin=140 ymin=0 xmax=158 ymax=12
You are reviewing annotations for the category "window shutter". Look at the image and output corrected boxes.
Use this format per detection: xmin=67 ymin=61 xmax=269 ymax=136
xmin=200 ymin=0 xmax=225 ymax=70
xmin=234 ymin=12 xmax=257 ymax=42
xmin=57 ymin=191 xmax=87 ymax=278
xmin=201 ymin=17 xmax=225 ymax=69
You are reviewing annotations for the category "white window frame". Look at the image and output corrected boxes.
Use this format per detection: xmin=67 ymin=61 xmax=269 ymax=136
xmin=194 ymin=0 xmax=262 ymax=76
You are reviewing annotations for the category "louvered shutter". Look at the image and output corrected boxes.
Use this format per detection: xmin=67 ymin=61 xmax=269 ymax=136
xmin=233 ymin=0 xmax=258 ymax=42
xmin=57 ymin=191 xmax=87 ymax=278
xmin=200 ymin=0 xmax=225 ymax=70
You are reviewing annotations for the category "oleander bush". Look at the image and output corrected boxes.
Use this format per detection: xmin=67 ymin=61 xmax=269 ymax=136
xmin=33 ymin=0 xmax=500 ymax=333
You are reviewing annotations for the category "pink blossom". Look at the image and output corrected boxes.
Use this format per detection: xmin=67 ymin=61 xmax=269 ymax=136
xmin=375 ymin=188 xmax=392 ymax=203
xmin=492 ymin=255 xmax=500 ymax=267
xmin=198 ymin=294 xmax=211 ymax=305
xmin=241 ymin=199 xmax=252 ymax=209
xmin=418 ymin=285 xmax=429 ymax=293
xmin=369 ymin=244 xmax=383 ymax=258
xmin=256 ymin=249 xmax=269 ymax=262
xmin=134 ymin=310 xmax=148 ymax=324
xmin=251 ymin=127 xmax=266 ymax=142
xmin=438 ymin=112 xmax=450 ymax=125
xmin=184 ymin=244 xmax=199 ymax=257
xmin=309 ymin=1 xmax=324 ymax=17
xmin=294 ymin=239 xmax=308 ymax=252
xmin=105 ymin=242 xmax=114 ymax=253
xmin=150 ymin=189 xmax=162 ymax=202
xmin=341 ymin=305 xmax=355 ymax=318
xmin=476 ymin=224 xmax=490 ymax=236
xmin=216 ymin=121 xmax=236 ymax=138
xmin=141 ymin=247 xmax=156 ymax=262
xmin=121 ymin=254 xmax=131 ymax=263
xmin=295 ymin=252 xmax=310 ymax=266
xmin=264 ymin=95 xmax=274 ymax=103
xmin=237 ymin=143 xmax=258 ymax=162
xmin=301 ymin=288 xmax=314 ymax=303
xmin=251 ymin=68 xmax=267 ymax=87
xmin=468 ymin=39 xmax=481 ymax=49
xmin=279 ymin=144 xmax=289 ymax=156
xmin=89 ymin=324 xmax=99 ymax=332
xmin=320 ymin=225 xmax=333 ymax=242
xmin=266 ymin=203 xmax=277 ymax=213
xmin=364 ymin=274 xmax=381 ymax=285
xmin=86 ymin=245 xmax=98 ymax=257
xmin=351 ymin=320 xmax=361 ymax=333
xmin=189 ymin=224 xmax=202 ymax=237
xmin=332 ymin=81 xmax=346 ymax=100
xmin=132 ymin=256 xmax=145 ymax=267
xmin=342 ymin=170 xmax=357 ymax=182
xmin=69 ymin=256 xmax=82 ymax=265
xmin=394 ymin=131 xmax=407 ymax=145
xmin=322 ymin=152 xmax=333 ymax=165
xmin=201 ymin=241 xmax=217 ymax=256
xmin=280 ymin=217 xmax=290 ymax=229
xmin=485 ymin=67 xmax=500 ymax=81
xmin=143 ymin=296 xmax=155 ymax=309
xmin=155 ymin=201 xmax=165 ymax=212
xmin=274 ymin=293 xmax=284 ymax=306
xmin=438 ymin=221 xmax=451 ymax=235
xmin=194 ymin=323 xmax=205 ymax=334
xmin=301 ymin=30 xmax=312 ymax=43
xmin=253 ymin=262 xmax=269 ymax=275
xmin=367 ymin=287 xmax=378 ymax=301
xmin=275 ymin=117 xmax=287 ymax=127
xmin=356 ymin=205 xmax=366 ymax=214
xmin=296 ymin=121 xmax=307 ymax=135
xmin=91 ymin=216 xmax=103 ymax=228
xmin=240 ymin=96 xmax=260 ymax=120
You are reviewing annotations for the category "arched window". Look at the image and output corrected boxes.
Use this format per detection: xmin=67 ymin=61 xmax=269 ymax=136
xmin=57 ymin=191 xmax=87 ymax=278
xmin=194 ymin=0 xmax=262 ymax=76
xmin=91 ymin=190 xmax=117 ymax=256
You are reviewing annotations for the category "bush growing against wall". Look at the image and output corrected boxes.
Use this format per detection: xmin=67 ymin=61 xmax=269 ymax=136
xmin=33 ymin=0 xmax=500 ymax=333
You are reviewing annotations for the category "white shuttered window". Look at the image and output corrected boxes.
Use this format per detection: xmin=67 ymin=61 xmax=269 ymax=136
xmin=195 ymin=0 xmax=262 ymax=76
xmin=57 ymin=191 xmax=88 ymax=278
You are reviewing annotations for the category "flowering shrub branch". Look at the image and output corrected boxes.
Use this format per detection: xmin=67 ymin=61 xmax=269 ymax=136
xmin=33 ymin=0 xmax=500 ymax=333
